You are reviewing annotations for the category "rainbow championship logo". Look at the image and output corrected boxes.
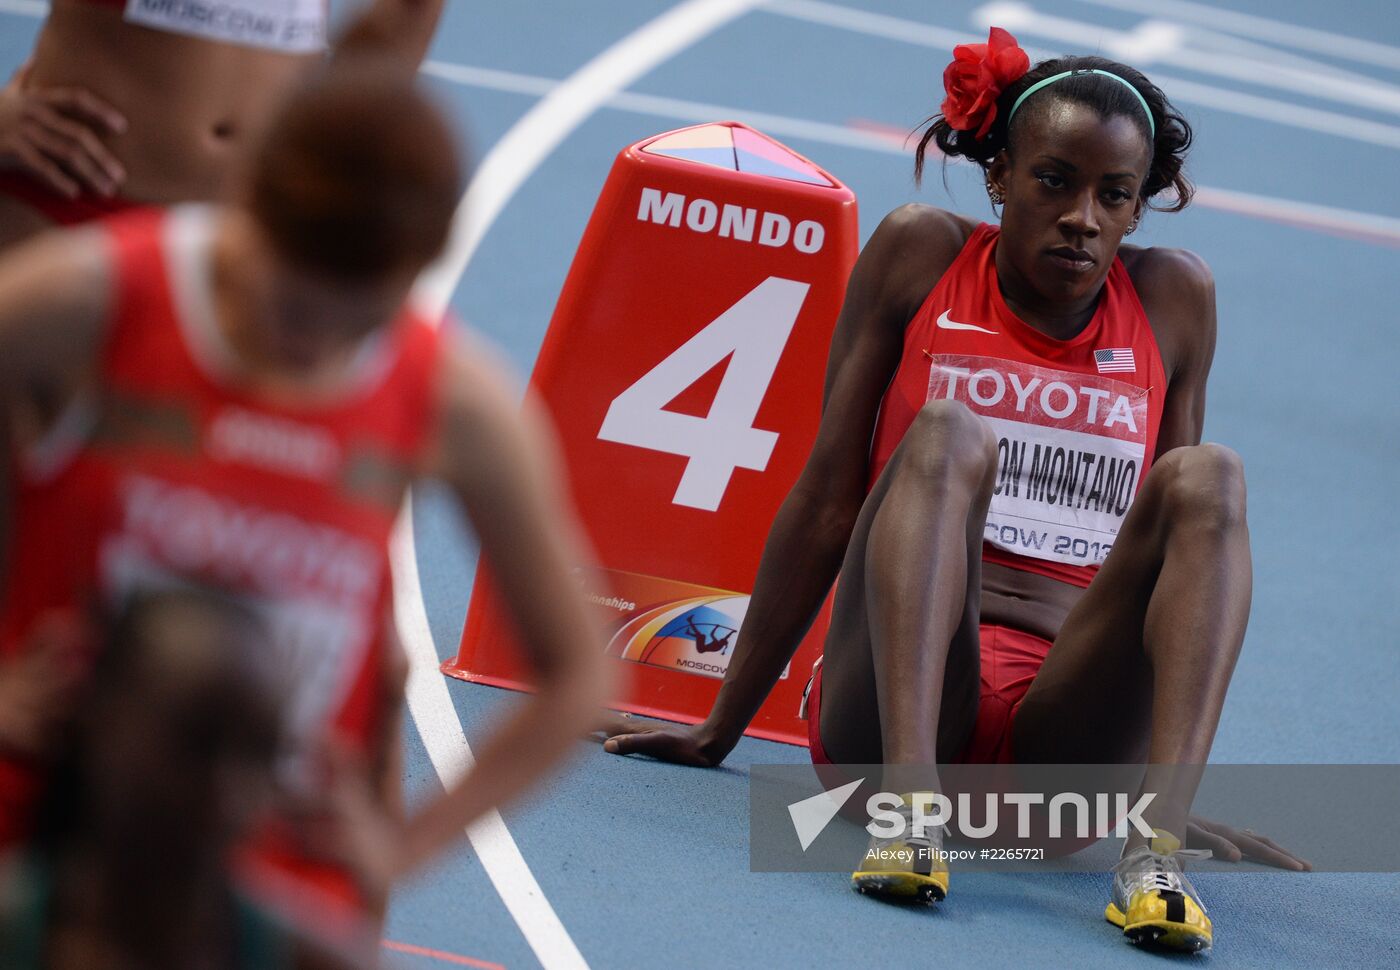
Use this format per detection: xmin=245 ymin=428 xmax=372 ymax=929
xmin=587 ymin=570 xmax=754 ymax=680
xmin=611 ymin=595 xmax=748 ymax=679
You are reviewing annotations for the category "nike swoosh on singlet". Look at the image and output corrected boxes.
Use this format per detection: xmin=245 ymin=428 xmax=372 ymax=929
xmin=936 ymin=310 xmax=998 ymax=335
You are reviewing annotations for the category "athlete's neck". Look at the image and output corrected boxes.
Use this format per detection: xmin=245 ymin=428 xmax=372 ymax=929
xmin=993 ymin=244 xmax=1107 ymax=341
xmin=208 ymin=213 xmax=368 ymax=400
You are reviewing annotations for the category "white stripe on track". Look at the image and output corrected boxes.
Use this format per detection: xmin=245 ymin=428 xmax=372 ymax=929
xmin=0 ymin=0 xmax=45 ymax=16
xmin=759 ymin=0 xmax=1400 ymax=150
xmin=972 ymin=0 xmax=1400 ymax=116
xmin=1192 ymin=185 xmax=1400 ymax=248
xmin=1074 ymin=0 xmax=1400 ymax=71
xmin=419 ymin=62 xmax=900 ymax=154
xmin=420 ymin=60 xmax=1400 ymax=248
xmin=397 ymin=3 xmax=762 ymax=970
xmin=414 ymin=0 xmax=762 ymax=313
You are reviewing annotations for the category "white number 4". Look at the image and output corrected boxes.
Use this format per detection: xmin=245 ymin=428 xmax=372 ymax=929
xmin=597 ymin=276 xmax=810 ymax=511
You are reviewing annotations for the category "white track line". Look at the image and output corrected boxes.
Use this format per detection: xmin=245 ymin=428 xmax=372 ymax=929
xmin=974 ymin=0 xmax=1400 ymax=115
xmin=414 ymin=0 xmax=762 ymax=312
xmin=417 ymin=60 xmax=907 ymax=155
xmin=760 ymin=0 xmax=1400 ymax=150
xmin=608 ymin=88 xmax=904 ymax=153
xmin=397 ymin=3 xmax=761 ymax=970
xmin=1073 ymin=0 xmax=1400 ymax=70
xmin=422 ymin=60 xmax=901 ymax=153
xmin=0 ymin=0 xmax=45 ymax=16
xmin=1192 ymin=185 xmax=1400 ymax=248
xmin=420 ymin=60 xmax=1400 ymax=248
xmin=4 ymin=0 xmax=1397 ymax=151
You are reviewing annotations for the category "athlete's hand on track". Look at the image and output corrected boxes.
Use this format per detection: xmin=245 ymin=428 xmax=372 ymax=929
xmin=597 ymin=713 xmax=730 ymax=767
xmin=0 ymin=64 xmax=127 ymax=199
xmin=1187 ymin=814 xmax=1312 ymax=871
xmin=0 ymin=612 xmax=86 ymax=758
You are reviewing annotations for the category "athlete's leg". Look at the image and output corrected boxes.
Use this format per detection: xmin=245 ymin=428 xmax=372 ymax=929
xmin=1012 ymin=443 xmax=1251 ymax=840
xmin=818 ymin=399 xmax=994 ymax=769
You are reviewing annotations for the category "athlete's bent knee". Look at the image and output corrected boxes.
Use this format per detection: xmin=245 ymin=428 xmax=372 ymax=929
xmin=903 ymin=399 xmax=996 ymax=485
xmin=1158 ymin=443 xmax=1247 ymax=533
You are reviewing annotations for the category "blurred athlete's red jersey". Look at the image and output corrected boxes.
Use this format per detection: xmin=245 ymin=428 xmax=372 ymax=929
xmin=1 ymin=207 xmax=441 ymax=905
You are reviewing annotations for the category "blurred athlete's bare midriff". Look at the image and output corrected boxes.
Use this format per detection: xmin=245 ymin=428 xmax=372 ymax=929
xmin=0 ymin=0 xmax=441 ymax=244
xmin=26 ymin=1 xmax=321 ymax=203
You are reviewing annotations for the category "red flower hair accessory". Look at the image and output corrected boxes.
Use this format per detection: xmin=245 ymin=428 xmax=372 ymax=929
xmin=940 ymin=27 xmax=1030 ymax=141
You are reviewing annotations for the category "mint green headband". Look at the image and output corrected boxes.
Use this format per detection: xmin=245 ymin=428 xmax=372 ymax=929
xmin=1007 ymin=69 xmax=1155 ymax=139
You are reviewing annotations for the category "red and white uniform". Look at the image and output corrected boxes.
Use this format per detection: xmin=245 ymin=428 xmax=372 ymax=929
xmin=0 ymin=206 xmax=441 ymax=862
xmin=870 ymin=222 xmax=1167 ymax=588
xmin=807 ymin=222 xmax=1166 ymax=766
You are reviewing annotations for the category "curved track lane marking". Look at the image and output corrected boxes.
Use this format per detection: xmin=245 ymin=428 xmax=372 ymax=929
xmin=395 ymin=3 xmax=762 ymax=969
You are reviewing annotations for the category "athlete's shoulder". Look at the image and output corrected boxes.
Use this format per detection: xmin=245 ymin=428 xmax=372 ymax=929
xmin=0 ymin=223 xmax=115 ymax=383
xmin=0 ymin=221 xmax=114 ymax=292
xmin=1118 ymin=245 xmax=1216 ymax=373
xmin=1119 ymin=244 xmax=1214 ymax=310
xmin=858 ymin=205 xmax=979 ymax=320
xmin=429 ymin=326 xmax=524 ymax=440
xmin=870 ymin=204 xmax=978 ymax=259
xmin=424 ymin=325 xmax=548 ymax=488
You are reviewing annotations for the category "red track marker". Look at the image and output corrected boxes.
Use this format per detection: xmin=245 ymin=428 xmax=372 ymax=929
xmin=445 ymin=122 xmax=858 ymax=745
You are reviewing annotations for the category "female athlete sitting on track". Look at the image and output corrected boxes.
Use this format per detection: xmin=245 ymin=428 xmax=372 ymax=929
xmin=601 ymin=28 xmax=1307 ymax=952
xmin=0 ymin=59 xmax=613 ymax=930
xmin=0 ymin=0 xmax=443 ymax=247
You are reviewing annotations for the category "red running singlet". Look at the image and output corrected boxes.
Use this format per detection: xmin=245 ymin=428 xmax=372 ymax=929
xmin=868 ymin=223 xmax=1167 ymax=589
xmin=0 ymin=207 xmax=441 ymax=909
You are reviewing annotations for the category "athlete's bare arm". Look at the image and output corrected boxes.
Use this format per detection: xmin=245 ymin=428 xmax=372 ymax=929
xmin=386 ymin=331 xmax=614 ymax=876
xmin=0 ymin=232 xmax=104 ymax=750
xmin=354 ymin=609 xmax=407 ymax=921
xmin=0 ymin=227 xmax=109 ymax=596
xmin=1121 ymin=246 xmax=1218 ymax=455
xmin=601 ymin=205 xmax=975 ymax=765
xmin=334 ymin=0 xmax=448 ymax=66
xmin=0 ymin=229 xmax=109 ymax=389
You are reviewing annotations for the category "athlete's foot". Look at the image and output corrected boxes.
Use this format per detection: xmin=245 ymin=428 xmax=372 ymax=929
xmin=851 ymin=794 xmax=948 ymax=904
xmin=1105 ymin=829 xmax=1213 ymax=952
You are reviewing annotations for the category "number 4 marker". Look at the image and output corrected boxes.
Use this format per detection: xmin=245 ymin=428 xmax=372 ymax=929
xmin=598 ymin=276 xmax=811 ymax=511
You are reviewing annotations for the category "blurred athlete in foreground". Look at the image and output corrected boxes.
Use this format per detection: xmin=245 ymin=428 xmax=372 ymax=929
xmin=602 ymin=28 xmax=1308 ymax=951
xmin=0 ymin=0 xmax=444 ymax=246
xmin=0 ymin=0 xmax=447 ymax=614
xmin=0 ymin=60 xmax=613 ymax=924
xmin=0 ymin=590 xmax=380 ymax=969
